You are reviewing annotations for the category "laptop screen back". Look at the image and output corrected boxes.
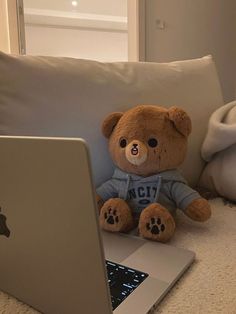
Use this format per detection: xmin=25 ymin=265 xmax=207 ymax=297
xmin=0 ymin=136 xmax=112 ymax=314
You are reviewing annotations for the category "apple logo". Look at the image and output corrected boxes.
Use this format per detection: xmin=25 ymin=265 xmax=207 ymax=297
xmin=0 ymin=206 xmax=10 ymax=238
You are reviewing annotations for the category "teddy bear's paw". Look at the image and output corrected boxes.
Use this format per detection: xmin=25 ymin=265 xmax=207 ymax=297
xmin=185 ymin=198 xmax=211 ymax=222
xmin=146 ymin=217 xmax=166 ymax=235
xmin=139 ymin=203 xmax=175 ymax=242
xmin=99 ymin=198 xmax=134 ymax=232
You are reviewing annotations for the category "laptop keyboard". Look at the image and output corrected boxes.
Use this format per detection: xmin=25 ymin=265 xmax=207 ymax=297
xmin=105 ymin=260 xmax=149 ymax=310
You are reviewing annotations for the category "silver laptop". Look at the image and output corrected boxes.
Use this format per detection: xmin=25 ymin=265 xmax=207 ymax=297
xmin=0 ymin=136 xmax=195 ymax=314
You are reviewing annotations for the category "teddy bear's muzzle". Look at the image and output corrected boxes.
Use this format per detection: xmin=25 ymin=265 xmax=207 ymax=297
xmin=125 ymin=140 xmax=148 ymax=166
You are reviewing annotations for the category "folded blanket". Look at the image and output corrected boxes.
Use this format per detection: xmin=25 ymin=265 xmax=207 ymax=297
xmin=201 ymin=101 xmax=236 ymax=161
xmin=200 ymin=101 xmax=236 ymax=200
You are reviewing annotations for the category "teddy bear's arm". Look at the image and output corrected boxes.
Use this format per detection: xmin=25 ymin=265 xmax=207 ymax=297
xmin=168 ymin=181 xmax=211 ymax=221
xmin=169 ymin=181 xmax=202 ymax=211
xmin=96 ymin=179 xmax=119 ymax=203
xmin=184 ymin=198 xmax=211 ymax=221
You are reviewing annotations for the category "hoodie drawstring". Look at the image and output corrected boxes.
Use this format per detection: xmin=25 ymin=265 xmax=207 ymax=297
xmin=124 ymin=174 xmax=131 ymax=200
xmin=154 ymin=176 xmax=162 ymax=203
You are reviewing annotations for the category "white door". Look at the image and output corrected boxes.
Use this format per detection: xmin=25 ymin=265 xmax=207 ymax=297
xmin=23 ymin=0 xmax=128 ymax=61
xmin=0 ymin=0 xmax=128 ymax=62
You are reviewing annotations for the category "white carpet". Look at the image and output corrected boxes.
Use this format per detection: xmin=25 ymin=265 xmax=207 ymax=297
xmin=1 ymin=198 xmax=236 ymax=314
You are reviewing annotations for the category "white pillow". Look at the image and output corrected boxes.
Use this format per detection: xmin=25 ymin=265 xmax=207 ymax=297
xmin=0 ymin=52 xmax=224 ymax=186
xmin=200 ymin=101 xmax=236 ymax=200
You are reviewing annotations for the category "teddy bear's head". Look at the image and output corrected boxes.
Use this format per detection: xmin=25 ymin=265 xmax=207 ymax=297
xmin=102 ymin=105 xmax=192 ymax=176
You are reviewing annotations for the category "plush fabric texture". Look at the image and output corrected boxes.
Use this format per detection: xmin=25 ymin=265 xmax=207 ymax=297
xmin=97 ymin=105 xmax=211 ymax=242
xmin=200 ymin=101 xmax=236 ymax=200
xmin=139 ymin=203 xmax=176 ymax=242
xmin=103 ymin=105 xmax=191 ymax=176
xmin=1 ymin=198 xmax=235 ymax=313
xmin=201 ymin=100 xmax=236 ymax=161
xmin=0 ymin=53 xmax=224 ymax=186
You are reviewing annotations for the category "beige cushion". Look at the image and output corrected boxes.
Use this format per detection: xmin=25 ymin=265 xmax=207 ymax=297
xmin=0 ymin=52 xmax=223 ymax=186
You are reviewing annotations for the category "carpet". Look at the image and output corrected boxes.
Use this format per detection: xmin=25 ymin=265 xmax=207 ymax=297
xmin=1 ymin=198 xmax=236 ymax=314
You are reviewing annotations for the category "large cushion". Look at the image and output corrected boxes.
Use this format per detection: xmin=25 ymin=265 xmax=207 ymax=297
xmin=0 ymin=52 xmax=223 ymax=186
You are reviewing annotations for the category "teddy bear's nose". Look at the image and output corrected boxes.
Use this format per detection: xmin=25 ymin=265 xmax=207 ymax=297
xmin=133 ymin=143 xmax=138 ymax=148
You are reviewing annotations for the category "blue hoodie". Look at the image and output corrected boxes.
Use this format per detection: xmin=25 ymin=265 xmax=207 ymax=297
xmin=97 ymin=168 xmax=201 ymax=216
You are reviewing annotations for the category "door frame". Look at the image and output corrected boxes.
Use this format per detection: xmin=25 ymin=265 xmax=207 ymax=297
xmin=127 ymin=0 xmax=146 ymax=61
xmin=1 ymin=0 xmax=145 ymax=60
xmin=0 ymin=0 xmax=25 ymax=54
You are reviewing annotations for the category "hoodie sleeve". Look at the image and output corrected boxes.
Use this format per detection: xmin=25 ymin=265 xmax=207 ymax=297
xmin=169 ymin=181 xmax=201 ymax=211
xmin=96 ymin=179 xmax=119 ymax=202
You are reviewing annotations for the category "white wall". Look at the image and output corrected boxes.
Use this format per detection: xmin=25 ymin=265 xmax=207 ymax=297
xmin=145 ymin=0 xmax=236 ymax=102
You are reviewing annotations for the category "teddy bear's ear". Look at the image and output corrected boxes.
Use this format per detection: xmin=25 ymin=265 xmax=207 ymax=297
xmin=168 ymin=106 xmax=192 ymax=137
xmin=102 ymin=112 xmax=123 ymax=138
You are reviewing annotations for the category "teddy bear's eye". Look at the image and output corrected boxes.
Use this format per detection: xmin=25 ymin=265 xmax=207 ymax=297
xmin=119 ymin=138 xmax=127 ymax=148
xmin=148 ymin=138 xmax=158 ymax=148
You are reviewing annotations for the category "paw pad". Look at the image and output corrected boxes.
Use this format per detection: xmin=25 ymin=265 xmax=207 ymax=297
xmin=104 ymin=207 xmax=119 ymax=225
xmin=146 ymin=217 xmax=165 ymax=235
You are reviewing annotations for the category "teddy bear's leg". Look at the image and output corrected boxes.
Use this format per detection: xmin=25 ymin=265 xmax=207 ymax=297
xmin=139 ymin=203 xmax=175 ymax=242
xmin=99 ymin=198 xmax=134 ymax=232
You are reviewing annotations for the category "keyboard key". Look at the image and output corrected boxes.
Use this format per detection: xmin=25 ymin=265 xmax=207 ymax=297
xmin=105 ymin=260 xmax=148 ymax=310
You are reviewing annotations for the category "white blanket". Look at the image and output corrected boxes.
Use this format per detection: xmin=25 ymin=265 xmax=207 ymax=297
xmin=200 ymin=101 xmax=236 ymax=200
xmin=201 ymin=100 xmax=236 ymax=161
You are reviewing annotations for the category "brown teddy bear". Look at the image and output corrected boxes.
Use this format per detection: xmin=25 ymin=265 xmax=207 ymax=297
xmin=96 ymin=105 xmax=211 ymax=242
